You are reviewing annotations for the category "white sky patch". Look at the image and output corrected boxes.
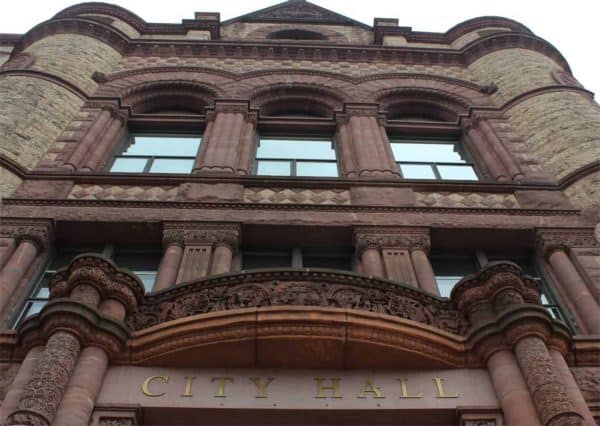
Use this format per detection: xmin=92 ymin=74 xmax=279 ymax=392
xmin=1 ymin=0 xmax=599 ymax=97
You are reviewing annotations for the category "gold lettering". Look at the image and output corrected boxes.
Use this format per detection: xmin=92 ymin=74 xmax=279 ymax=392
xmin=397 ymin=378 xmax=422 ymax=398
xmin=357 ymin=379 xmax=385 ymax=399
xmin=142 ymin=375 xmax=169 ymax=397
xmin=211 ymin=377 xmax=234 ymax=398
xmin=432 ymin=378 xmax=459 ymax=398
xmin=181 ymin=376 xmax=196 ymax=397
xmin=314 ymin=378 xmax=342 ymax=398
xmin=249 ymin=377 xmax=274 ymax=398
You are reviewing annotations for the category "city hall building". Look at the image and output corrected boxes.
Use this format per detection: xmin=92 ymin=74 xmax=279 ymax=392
xmin=0 ymin=1 xmax=599 ymax=425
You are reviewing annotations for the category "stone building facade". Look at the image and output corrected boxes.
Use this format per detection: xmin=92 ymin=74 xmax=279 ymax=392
xmin=0 ymin=1 xmax=599 ymax=425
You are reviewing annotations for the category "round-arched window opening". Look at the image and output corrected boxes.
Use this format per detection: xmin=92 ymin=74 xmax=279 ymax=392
xmin=386 ymin=102 xmax=458 ymax=123
xmin=267 ymin=29 xmax=327 ymax=41
xmin=260 ymin=99 xmax=333 ymax=118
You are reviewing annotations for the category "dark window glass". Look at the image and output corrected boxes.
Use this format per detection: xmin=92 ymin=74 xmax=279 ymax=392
xmin=430 ymin=253 xmax=479 ymax=298
xmin=242 ymin=249 xmax=293 ymax=269
xmin=110 ymin=134 xmax=201 ymax=174
xmin=242 ymin=247 xmax=352 ymax=271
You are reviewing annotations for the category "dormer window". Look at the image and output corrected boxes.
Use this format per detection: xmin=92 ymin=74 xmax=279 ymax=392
xmin=267 ymin=29 xmax=327 ymax=41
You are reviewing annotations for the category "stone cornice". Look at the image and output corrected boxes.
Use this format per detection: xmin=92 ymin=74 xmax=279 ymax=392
xmin=535 ymin=228 xmax=599 ymax=258
xmin=8 ymin=16 xmax=571 ymax=72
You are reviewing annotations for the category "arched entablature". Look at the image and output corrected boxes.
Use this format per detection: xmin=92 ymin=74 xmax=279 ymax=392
xmin=120 ymin=80 xmax=219 ymax=115
xmin=249 ymin=84 xmax=346 ymax=118
xmin=374 ymin=87 xmax=475 ymax=122
xmin=125 ymin=306 xmax=468 ymax=368
xmin=52 ymin=2 xmax=147 ymax=34
xmin=233 ymin=72 xmax=354 ymax=109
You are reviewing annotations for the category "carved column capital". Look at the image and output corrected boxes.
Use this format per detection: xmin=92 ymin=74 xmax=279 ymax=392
xmin=163 ymin=222 xmax=241 ymax=252
xmin=49 ymin=254 xmax=144 ymax=316
xmin=354 ymin=227 xmax=430 ymax=254
xmin=1 ymin=219 xmax=54 ymax=250
xmin=536 ymin=228 xmax=598 ymax=258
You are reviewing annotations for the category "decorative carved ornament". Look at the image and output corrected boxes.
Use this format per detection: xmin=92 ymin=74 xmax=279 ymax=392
xmin=162 ymin=222 xmax=241 ymax=250
xmin=0 ymin=219 xmax=53 ymax=250
xmin=129 ymin=269 xmax=467 ymax=335
xmin=354 ymin=227 xmax=430 ymax=254
xmin=536 ymin=228 xmax=599 ymax=257
xmin=49 ymin=254 xmax=144 ymax=315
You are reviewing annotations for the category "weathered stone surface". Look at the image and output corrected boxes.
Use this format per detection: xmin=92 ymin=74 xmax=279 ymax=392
xmin=0 ymin=168 xmax=22 ymax=199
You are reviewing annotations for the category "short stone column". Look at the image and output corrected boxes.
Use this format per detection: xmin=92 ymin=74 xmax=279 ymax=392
xmin=153 ymin=235 xmax=184 ymax=291
xmin=5 ymin=254 xmax=143 ymax=426
xmin=335 ymin=104 xmax=399 ymax=178
xmin=453 ymin=262 xmax=585 ymax=426
xmin=537 ymin=230 xmax=600 ymax=335
xmin=162 ymin=222 xmax=241 ymax=284
xmin=193 ymin=100 xmax=258 ymax=176
xmin=0 ymin=220 xmax=53 ymax=321
xmin=80 ymin=111 xmax=127 ymax=172
xmin=464 ymin=121 xmax=509 ymax=182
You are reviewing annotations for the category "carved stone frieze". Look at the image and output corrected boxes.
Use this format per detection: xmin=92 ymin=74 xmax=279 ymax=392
xmin=128 ymin=269 xmax=467 ymax=335
xmin=536 ymin=228 xmax=599 ymax=257
xmin=354 ymin=227 xmax=430 ymax=254
xmin=99 ymin=418 xmax=135 ymax=426
xmin=49 ymin=254 xmax=144 ymax=315
xmin=0 ymin=219 xmax=54 ymax=250
xmin=162 ymin=222 xmax=241 ymax=251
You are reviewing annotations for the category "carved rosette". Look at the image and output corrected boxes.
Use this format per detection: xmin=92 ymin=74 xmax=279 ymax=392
xmin=354 ymin=227 xmax=430 ymax=254
xmin=536 ymin=228 xmax=599 ymax=258
xmin=7 ymin=331 xmax=81 ymax=426
xmin=0 ymin=219 xmax=54 ymax=250
xmin=49 ymin=254 xmax=144 ymax=316
xmin=163 ymin=222 xmax=241 ymax=252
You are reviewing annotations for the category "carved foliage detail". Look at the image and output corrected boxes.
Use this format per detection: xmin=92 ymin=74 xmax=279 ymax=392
xmin=99 ymin=418 xmax=135 ymax=426
xmin=7 ymin=331 xmax=81 ymax=426
xmin=0 ymin=220 xmax=53 ymax=250
xmin=163 ymin=223 xmax=240 ymax=250
xmin=129 ymin=272 xmax=467 ymax=334
xmin=536 ymin=229 xmax=599 ymax=257
xmin=354 ymin=228 xmax=430 ymax=253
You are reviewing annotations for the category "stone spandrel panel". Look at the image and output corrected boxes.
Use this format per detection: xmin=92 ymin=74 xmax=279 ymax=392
xmin=244 ymin=187 xmax=351 ymax=205
xmin=564 ymin=171 xmax=600 ymax=210
xmin=67 ymin=184 xmax=180 ymax=201
xmin=415 ymin=192 xmax=520 ymax=209
xmin=506 ymin=92 xmax=600 ymax=180
xmin=26 ymin=34 xmax=122 ymax=95
xmin=113 ymin=56 xmax=475 ymax=81
xmin=0 ymin=76 xmax=84 ymax=170
xmin=468 ymin=48 xmax=562 ymax=105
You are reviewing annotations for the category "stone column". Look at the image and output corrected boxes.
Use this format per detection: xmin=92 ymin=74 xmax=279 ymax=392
xmin=193 ymin=100 xmax=258 ymax=175
xmin=0 ymin=346 xmax=44 ymax=425
xmin=80 ymin=112 xmax=127 ymax=172
xmin=464 ymin=123 xmax=509 ymax=182
xmin=163 ymin=222 xmax=241 ymax=284
xmin=6 ymin=254 xmax=143 ymax=426
xmin=0 ymin=236 xmax=17 ymax=269
xmin=335 ymin=104 xmax=399 ymax=178
xmin=453 ymin=262 xmax=585 ymax=426
xmin=537 ymin=230 xmax=600 ymax=335
xmin=478 ymin=117 xmax=524 ymax=181
xmin=549 ymin=349 xmax=596 ymax=426
xmin=62 ymin=107 xmax=113 ymax=171
xmin=0 ymin=221 xmax=53 ymax=321
xmin=410 ymin=244 xmax=439 ymax=296
xmin=153 ymin=239 xmax=184 ymax=292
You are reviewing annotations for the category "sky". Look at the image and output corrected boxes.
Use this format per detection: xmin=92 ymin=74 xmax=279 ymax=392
xmin=1 ymin=0 xmax=599 ymax=98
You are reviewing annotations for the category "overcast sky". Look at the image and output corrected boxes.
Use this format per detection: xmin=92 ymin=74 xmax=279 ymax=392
xmin=1 ymin=0 xmax=599 ymax=97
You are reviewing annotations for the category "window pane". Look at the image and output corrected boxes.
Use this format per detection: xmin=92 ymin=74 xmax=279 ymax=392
xmin=296 ymin=161 xmax=338 ymax=177
xmin=437 ymin=165 xmax=478 ymax=180
xmin=149 ymin=158 xmax=194 ymax=173
xmin=400 ymin=164 xmax=436 ymax=179
xmin=258 ymin=139 xmax=335 ymax=160
xmin=34 ymin=286 xmax=50 ymax=298
xmin=436 ymin=276 xmax=463 ymax=298
xmin=125 ymin=136 xmax=201 ymax=157
xmin=25 ymin=300 xmax=47 ymax=318
xmin=243 ymin=250 xmax=292 ymax=269
xmin=110 ymin=157 xmax=147 ymax=172
xmin=391 ymin=142 xmax=464 ymax=163
xmin=135 ymin=272 xmax=157 ymax=292
xmin=256 ymin=160 xmax=291 ymax=176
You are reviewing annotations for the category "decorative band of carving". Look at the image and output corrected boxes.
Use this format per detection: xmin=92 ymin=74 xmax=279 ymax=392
xmin=536 ymin=228 xmax=599 ymax=258
xmin=162 ymin=222 xmax=241 ymax=251
xmin=128 ymin=268 xmax=467 ymax=335
xmin=0 ymin=219 xmax=54 ymax=250
xmin=354 ymin=227 xmax=430 ymax=254
xmin=49 ymin=255 xmax=144 ymax=314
